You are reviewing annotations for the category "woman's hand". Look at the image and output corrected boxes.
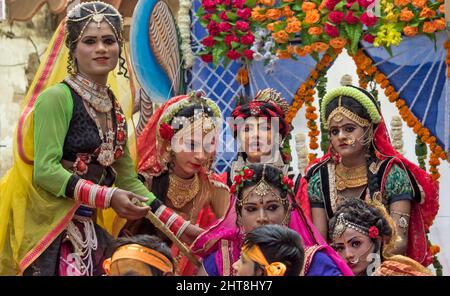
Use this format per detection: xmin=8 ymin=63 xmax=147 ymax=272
xmin=180 ymin=223 xmax=204 ymax=245
xmin=110 ymin=189 xmax=150 ymax=220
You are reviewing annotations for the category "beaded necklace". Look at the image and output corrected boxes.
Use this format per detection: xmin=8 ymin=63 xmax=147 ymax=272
xmin=65 ymin=75 xmax=127 ymax=169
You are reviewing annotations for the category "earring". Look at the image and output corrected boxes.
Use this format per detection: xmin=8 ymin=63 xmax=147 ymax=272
xmin=331 ymin=145 xmax=341 ymax=164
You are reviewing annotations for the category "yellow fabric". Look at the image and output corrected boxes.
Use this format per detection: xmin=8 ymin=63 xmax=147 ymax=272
xmin=242 ymin=244 xmax=287 ymax=276
xmin=0 ymin=19 xmax=136 ymax=274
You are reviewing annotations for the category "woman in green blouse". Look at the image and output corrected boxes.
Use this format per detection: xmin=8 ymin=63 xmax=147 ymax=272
xmin=298 ymin=86 xmax=438 ymax=266
xmin=0 ymin=2 xmax=200 ymax=275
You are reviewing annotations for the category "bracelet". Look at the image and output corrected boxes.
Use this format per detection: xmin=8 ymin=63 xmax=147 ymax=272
xmin=176 ymin=220 xmax=191 ymax=238
xmin=74 ymin=179 xmax=113 ymax=209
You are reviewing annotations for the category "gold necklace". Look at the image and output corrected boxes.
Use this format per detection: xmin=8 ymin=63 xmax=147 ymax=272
xmin=65 ymin=74 xmax=112 ymax=113
xmin=167 ymin=174 xmax=200 ymax=209
xmin=335 ymin=163 xmax=368 ymax=191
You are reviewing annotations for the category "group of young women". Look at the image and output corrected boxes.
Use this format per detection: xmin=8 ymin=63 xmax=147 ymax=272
xmin=0 ymin=1 xmax=439 ymax=276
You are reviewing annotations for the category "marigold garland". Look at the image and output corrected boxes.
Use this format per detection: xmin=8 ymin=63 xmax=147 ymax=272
xmin=285 ymin=48 xmax=341 ymax=162
xmin=352 ymin=48 xmax=448 ymax=181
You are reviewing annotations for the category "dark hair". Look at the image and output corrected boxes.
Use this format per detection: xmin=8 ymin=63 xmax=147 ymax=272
xmin=328 ymin=198 xmax=392 ymax=253
xmin=169 ymin=103 xmax=216 ymax=133
xmin=325 ymin=86 xmax=381 ymax=199
xmin=65 ymin=2 xmax=128 ymax=77
xmin=109 ymin=234 xmax=174 ymax=276
xmin=232 ymin=100 xmax=291 ymax=164
xmin=243 ymin=224 xmax=304 ymax=276
xmin=235 ymin=164 xmax=290 ymax=219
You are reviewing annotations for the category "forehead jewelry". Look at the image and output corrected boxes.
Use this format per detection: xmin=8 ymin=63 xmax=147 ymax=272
xmin=332 ymin=213 xmax=369 ymax=239
xmin=67 ymin=1 xmax=124 ymax=44
xmin=327 ymin=96 xmax=370 ymax=128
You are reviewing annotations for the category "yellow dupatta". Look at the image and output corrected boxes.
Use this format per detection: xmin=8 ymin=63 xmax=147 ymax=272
xmin=0 ymin=19 xmax=135 ymax=275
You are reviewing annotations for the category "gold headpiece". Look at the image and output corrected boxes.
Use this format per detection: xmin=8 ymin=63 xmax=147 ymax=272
xmin=327 ymin=96 xmax=370 ymax=128
xmin=66 ymin=1 xmax=124 ymax=45
xmin=332 ymin=213 xmax=369 ymax=239
xmin=238 ymin=165 xmax=288 ymax=207
xmin=253 ymin=88 xmax=290 ymax=113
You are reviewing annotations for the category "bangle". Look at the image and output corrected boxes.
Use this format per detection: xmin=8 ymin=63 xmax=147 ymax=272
xmin=176 ymin=220 xmax=190 ymax=238
xmin=74 ymin=179 xmax=112 ymax=209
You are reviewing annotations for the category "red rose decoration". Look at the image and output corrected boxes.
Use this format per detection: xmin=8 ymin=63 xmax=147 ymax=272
xmin=329 ymin=11 xmax=344 ymax=24
xmin=202 ymin=36 xmax=215 ymax=47
xmin=358 ymin=0 xmax=375 ymax=8
xmin=360 ymin=12 xmax=377 ymax=27
xmin=201 ymin=54 xmax=213 ymax=63
xmin=202 ymin=14 xmax=212 ymax=22
xmin=326 ymin=0 xmax=339 ymax=10
xmin=325 ymin=23 xmax=339 ymax=37
xmin=219 ymin=11 xmax=229 ymax=21
xmin=219 ymin=22 xmax=233 ymax=32
xmin=202 ymin=0 xmax=216 ymax=12
xmin=159 ymin=123 xmax=174 ymax=141
xmin=243 ymin=168 xmax=254 ymax=179
xmin=224 ymin=34 xmax=239 ymax=46
xmin=237 ymin=8 xmax=251 ymax=20
xmin=226 ymin=49 xmax=241 ymax=60
xmin=236 ymin=21 xmax=250 ymax=32
xmin=232 ymin=0 xmax=245 ymax=9
xmin=234 ymin=175 xmax=243 ymax=185
xmin=369 ymin=226 xmax=379 ymax=238
xmin=346 ymin=0 xmax=358 ymax=8
xmin=241 ymin=32 xmax=255 ymax=45
xmin=363 ymin=33 xmax=375 ymax=43
xmin=282 ymin=176 xmax=294 ymax=189
xmin=345 ymin=11 xmax=359 ymax=25
xmin=207 ymin=21 xmax=220 ymax=36
xmin=230 ymin=184 xmax=237 ymax=194
xmin=243 ymin=49 xmax=254 ymax=60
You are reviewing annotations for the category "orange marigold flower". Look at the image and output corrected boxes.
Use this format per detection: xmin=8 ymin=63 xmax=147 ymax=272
xmin=380 ymin=79 xmax=390 ymax=88
xmin=252 ymin=7 xmax=267 ymax=22
xmin=439 ymin=4 xmax=445 ymax=14
xmin=272 ymin=30 xmax=289 ymax=43
xmin=308 ymin=26 xmax=323 ymax=35
xmin=422 ymin=21 xmax=437 ymax=34
xmin=302 ymin=2 xmax=317 ymax=11
xmin=286 ymin=20 xmax=302 ymax=33
xmin=311 ymin=41 xmax=329 ymax=53
xmin=283 ymin=0 xmax=295 ymax=2
xmin=412 ymin=0 xmax=427 ymax=8
xmin=399 ymin=8 xmax=415 ymax=22
xmin=305 ymin=9 xmax=320 ymax=24
xmin=267 ymin=23 xmax=275 ymax=31
xmin=403 ymin=26 xmax=418 ymax=37
xmin=309 ymin=142 xmax=319 ymax=150
xmin=434 ymin=18 xmax=445 ymax=31
xmin=394 ymin=0 xmax=411 ymax=6
xmin=260 ymin=0 xmax=276 ymax=6
xmin=266 ymin=8 xmax=282 ymax=20
xmin=419 ymin=8 xmax=436 ymax=18
xmin=395 ymin=99 xmax=406 ymax=108
xmin=330 ymin=37 xmax=347 ymax=49
xmin=277 ymin=49 xmax=292 ymax=59
xmin=282 ymin=6 xmax=295 ymax=18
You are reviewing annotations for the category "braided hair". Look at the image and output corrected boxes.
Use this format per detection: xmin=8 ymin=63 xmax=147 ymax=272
xmin=329 ymin=198 xmax=393 ymax=254
xmin=325 ymin=86 xmax=381 ymax=199
xmin=65 ymin=2 xmax=128 ymax=77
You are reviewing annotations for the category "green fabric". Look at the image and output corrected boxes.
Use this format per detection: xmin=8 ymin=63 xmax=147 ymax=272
xmin=33 ymin=83 xmax=73 ymax=197
xmin=308 ymin=171 xmax=324 ymax=204
xmin=384 ymin=164 xmax=413 ymax=202
xmin=33 ymin=83 xmax=155 ymax=202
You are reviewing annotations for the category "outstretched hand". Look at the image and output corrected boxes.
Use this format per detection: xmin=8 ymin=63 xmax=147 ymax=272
xmin=110 ymin=189 xmax=150 ymax=220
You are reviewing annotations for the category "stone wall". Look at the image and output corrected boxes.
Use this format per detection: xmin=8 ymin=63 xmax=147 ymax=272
xmin=0 ymin=6 xmax=53 ymax=176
